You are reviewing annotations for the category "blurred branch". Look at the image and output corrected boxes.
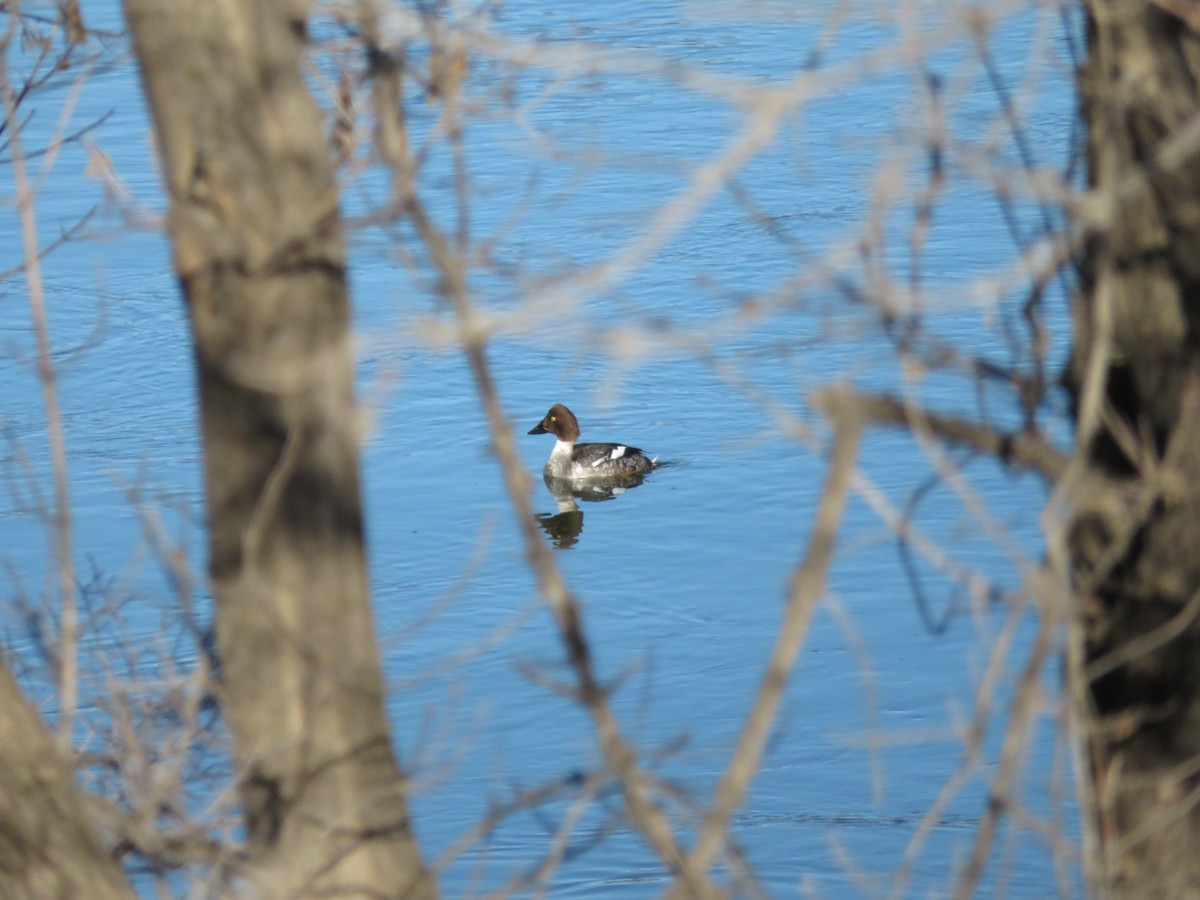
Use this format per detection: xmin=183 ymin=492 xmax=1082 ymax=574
xmin=358 ymin=7 xmax=718 ymax=886
xmin=85 ymin=792 xmax=228 ymax=871
xmin=0 ymin=204 xmax=96 ymax=280
xmin=675 ymin=384 xmax=864 ymax=889
xmin=0 ymin=6 xmax=80 ymax=748
xmin=0 ymin=109 xmax=111 ymax=165
xmin=0 ymin=663 xmax=133 ymax=897
xmin=412 ymin=188 xmax=717 ymax=896
xmin=952 ymin=588 xmax=1062 ymax=899
xmin=1154 ymin=0 xmax=1200 ymax=33
xmin=433 ymin=771 xmax=600 ymax=877
xmin=840 ymin=390 xmax=1068 ymax=483
xmin=888 ymin=588 xmax=1029 ymax=897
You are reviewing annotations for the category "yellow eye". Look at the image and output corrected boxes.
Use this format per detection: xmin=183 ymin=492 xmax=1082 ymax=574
xmin=550 ymin=416 xmax=556 ymax=422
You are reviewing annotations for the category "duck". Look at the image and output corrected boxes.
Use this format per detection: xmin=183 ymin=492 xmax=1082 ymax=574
xmin=528 ymin=403 xmax=657 ymax=481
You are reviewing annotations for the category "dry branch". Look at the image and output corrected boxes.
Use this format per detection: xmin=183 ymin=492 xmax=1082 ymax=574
xmin=0 ymin=663 xmax=132 ymax=898
xmin=674 ymin=385 xmax=864 ymax=890
xmin=414 ymin=188 xmax=718 ymax=896
xmin=842 ymin=390 xmax=1068 ymax=482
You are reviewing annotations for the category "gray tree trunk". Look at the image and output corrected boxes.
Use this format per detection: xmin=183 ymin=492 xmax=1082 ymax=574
xmin=1073 ymin=2 xmax=1200 ymax=894
xmin=123 ymin=1 xmax=435 ymax=896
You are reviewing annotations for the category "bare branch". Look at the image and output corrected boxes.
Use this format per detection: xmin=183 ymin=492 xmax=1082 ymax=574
xmin=839 ymin=390 xmax=1068 ymax=483
xmin=675 ymin=384 xmax=864 ymax=888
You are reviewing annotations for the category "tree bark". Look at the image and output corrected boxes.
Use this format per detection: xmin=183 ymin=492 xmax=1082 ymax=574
xmin=0 ymin=663 xmax=133 ymax=899
xmin=1073 ymin=1 xmax=1200 ymax=894
xmin=123 ymin=1 xmax=434 ymax=896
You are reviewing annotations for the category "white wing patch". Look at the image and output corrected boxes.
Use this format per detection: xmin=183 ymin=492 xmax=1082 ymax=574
xmin=589 ymin=445 xmax=627 ymax=467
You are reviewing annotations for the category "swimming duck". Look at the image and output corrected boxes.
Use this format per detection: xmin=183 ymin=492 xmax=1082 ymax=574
xmin=528 ymin=403 xmax=657 ymax=480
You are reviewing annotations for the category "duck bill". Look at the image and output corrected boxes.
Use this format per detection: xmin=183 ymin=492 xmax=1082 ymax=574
xmin=528 ymin=422 xmax=548 ymax=435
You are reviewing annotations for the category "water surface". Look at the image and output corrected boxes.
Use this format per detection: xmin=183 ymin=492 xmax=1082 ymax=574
xmin=0 ymin=1 xmax=1078 ymax=895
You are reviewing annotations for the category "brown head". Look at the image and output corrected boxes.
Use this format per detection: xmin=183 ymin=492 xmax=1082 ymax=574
xmin=528 ymin=403 xmax=581 ymax=442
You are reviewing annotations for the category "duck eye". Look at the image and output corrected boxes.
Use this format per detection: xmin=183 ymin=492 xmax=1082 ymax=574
xmin=550 ymin=416 xmax=556 ymax=422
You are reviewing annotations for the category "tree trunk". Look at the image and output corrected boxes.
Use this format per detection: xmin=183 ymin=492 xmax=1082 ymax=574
xmin=123 ymin=1 xmax=434 ymax=896
xmin=1073 ymin=2 xmax=1200 ymax=894
xmin=0 ymin=664 xmax=133 ymax=899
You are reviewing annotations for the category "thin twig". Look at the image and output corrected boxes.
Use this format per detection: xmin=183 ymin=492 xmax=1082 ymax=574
xmin=952 ymin=587 xmax=1061 ymax=899
xmin=844 ymin=390 xmax=1069 ymax=483
xmin=0 ymin=13 xmax=79 ymax=749
xmin=673 ymin=385 xmax=864 ymax=888
xmin=417 ymin=195 xmax=712 ymax=895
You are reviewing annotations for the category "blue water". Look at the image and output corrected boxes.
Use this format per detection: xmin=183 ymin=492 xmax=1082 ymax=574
xmin=0 ymin=0 xmax=1080 ymax=896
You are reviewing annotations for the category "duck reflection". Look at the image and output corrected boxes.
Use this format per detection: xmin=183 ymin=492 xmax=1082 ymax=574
xmin=535 ymin=471 xmax=650 ymax=549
